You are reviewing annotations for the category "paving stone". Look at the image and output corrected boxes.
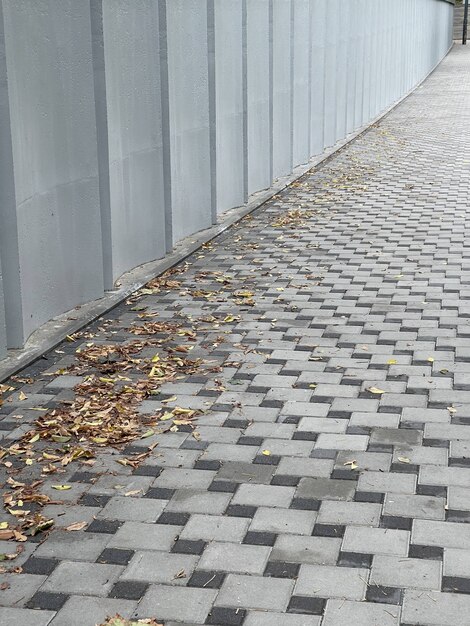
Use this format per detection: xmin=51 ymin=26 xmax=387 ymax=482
xmin=420 ymin=465 xmax=470 ymax=487
xmin=198 ymin=542 xmax=271 ymax=574
xmin=250 ymin=507 xmax=316 ymax=535
xmin=0 ymin=608 xmax=55 ymax=626
xmin=136 ymin=585 xmax=217 ymax=623
xmin=155 ymin=468 xmax=217 ymax=489
xmin=180 ymin=514 xmax=249 ymax=542
xmin=216 ymin=461 xmax=274 ymax=484
xmin=342 ymin=527 xmax=410 ymax=556
xmin=98 ymin=496 xmax=167 ymax=522
xmin=41 ymin=561 xmax=123 ymax=596
xmin=34 ymin=531 xmax=111 ymax=561
xmin=166 ymin=489 xmax=231 ymax=514
xmin=297 ymin=417 xmax=347 ymax=434
xmin=49 ymin=595 xmax=137 ymax=626
xmin=121 ymin=551 xmax=198 ymax=584
xmin=447 ymin=486 xmax=470 ymax=511
xmin=108 ymin=522 xmax=181 ymax=550
xmin=370 ymin=555 xmax=441 ymax=590
xmin=295 ymin=564 xmax=368 ymax=600
xmin=271 ymin=534 xmax=341 ymax=565
xmin=443 ymin=548 xmax=470 ymax=577
xmin=322 ymin=599 xmax=400 ymax=625
xmin=258 ymin=438 xmax=315 ymax=457
xmin=402 ymin=589 xmax=470 ymax=625
xmin=244 ymin=612 xmax=321 ymax=626
xmin=413 ymin=519 xmax=470 ymax=549
xmin=275 ymin=457 xmax=334 ymax=477
xmin=317 ymin=501 xmax=381 ymax=526
xmin=315 ymin=434 xmax=369 ymax=451
xmin=370 ymin=427 xmax=422 ymax=446
xmin=296 ymin=478 xmax=356 ymax=501
xmin=357 ymin=471 xmax=416 ymax=494
xmin=383 ymin=493 xmax=445 ymax=520
xmin=0 ymin=574 xmax=46 ymax=607
xmin=231 ymin=484 xmax=295 ymax=508
xmin=215 ymin=573 xmax=294 ymax=610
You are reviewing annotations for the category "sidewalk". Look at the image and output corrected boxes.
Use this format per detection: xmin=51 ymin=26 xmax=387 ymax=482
xmin=0 ymin=44 xmax=469 ymax=626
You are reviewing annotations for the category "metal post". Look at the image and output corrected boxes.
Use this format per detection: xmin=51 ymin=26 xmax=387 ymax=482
xmin=464 ymin=0 xmax=469 ymax=45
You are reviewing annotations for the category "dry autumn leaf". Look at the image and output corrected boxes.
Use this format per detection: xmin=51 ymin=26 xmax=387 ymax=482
xmin=367 ymin=387 xmax=385 ymax=394
xmin=65 ymin=521 xmax=87 ymax=532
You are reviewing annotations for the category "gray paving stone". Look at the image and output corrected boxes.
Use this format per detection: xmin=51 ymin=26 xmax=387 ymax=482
xmin=413 ymin=519 xmax=470 ymax=549
xmin=0 ymin=574 xmax=46 ymax=607
xmin=448 ymin=486 xmax=470 ymax=511
xmin=271 ymin=535 xmax=342 ymax=565
xmin=98 ymin=496 xmax=167 ymax=522
xmin=108 ymin=522 xmax=181 ymax=550
xmin=296 ymin=478 xmax=356 ymax=501
xmin=203 ymin=443 xmax=257 ymax=462
xmin=443 ymin=548 xmax=470 ymax=577
xmin=297 ymin=417 xmax=347 ymax=433
xmin=231 ymin=484 xmax=295 ymax=508
xmin=155 ymin=468 xmax=217 ymax=489
xmin=34 ymin=531 xmax=110 ymax=561
xmin=121 ymin=551 xmax=198 ymax=584
xmin=402 ymin=589 xmax=470 ymax=626
xmin=166 ymin=489 xmax=231 ymax=514
xmin=383 ymin=493 xmax=445 ymax=520
xmin=259 ymin=438 xmax=315 ymax=457
xmin=317 ymin=500 xmax=381 ymax=526
xmin=215 ymin=573 xmax=294 ymax=610
xmin=41 ymin=561 xmax=123 ymax=596
xmin=198 ymin=542 xmax=271 ymax=574
xmin=244 ymin=613 xmax=321 ymax=626
xmin=295 ymin=564 xmax=368 ymax=600
xmin=315 ymin=433 xmax=369 ymax=450
xmin=342 ymin=527 xmax=410 ymax=556
xmin=0 ymin=608 xmax=55 ymax=626
xmin=323 ymin=599 xmax=400 ymax=626
xmin=371 ymin=555 xmax=441 ymax=590
xmin=275 ymin=457 xmax=334 ymax=477
xmin=136 ymin=585 xmax=217 ymax=623
xmin=180 ymin=514 xmax=249 ymax=541
xmin=419 ymin=465 xmax=470 ymax=487
xmin=357 ymin=471 xmax=416 ymax=494
xmin=250 ymin=507 xmax=316 ymax=535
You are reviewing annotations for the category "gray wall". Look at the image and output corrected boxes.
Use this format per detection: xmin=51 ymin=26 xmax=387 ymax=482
xmin=0 ymin=0 xmax=454 ymax=360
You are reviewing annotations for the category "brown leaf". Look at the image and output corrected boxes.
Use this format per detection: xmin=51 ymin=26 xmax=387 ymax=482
xmin=65 ymin=521 xmax=87 ymax=532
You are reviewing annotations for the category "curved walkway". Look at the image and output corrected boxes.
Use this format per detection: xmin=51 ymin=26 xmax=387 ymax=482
xmin=0 ymin=45 xmax=470 ymax=626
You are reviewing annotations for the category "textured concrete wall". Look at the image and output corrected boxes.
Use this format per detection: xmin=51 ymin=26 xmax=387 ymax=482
xmin=0 ymin=0 xmax=454 ymax=360
xmin=1 ymin=0 xmax=104 ymax=345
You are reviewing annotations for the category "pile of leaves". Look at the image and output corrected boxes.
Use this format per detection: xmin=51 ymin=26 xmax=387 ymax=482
xmin=271 ymin=208 xmax=314 ymax=229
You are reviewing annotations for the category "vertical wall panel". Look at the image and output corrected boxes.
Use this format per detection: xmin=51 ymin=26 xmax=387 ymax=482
xmin=2 ymin=0 xmax=104 ymax=345
xmin=0 ymin=1 xmax=22 ymax=349
xmin=167 ymin=0 xmax=212 ymax=243
xmin=101 ymin=0 xmax=167 ymax=283
xmin=247 ymin=0 xmax=272 ymax=194
xmin=310 ymin=0 xmax=326 ymax=156
xmin=272 ymin=0 xmax=292 ymax=179
xmin=323 ymin=0 xmax=338 ymax=147
xmin=292 ymin=0 xmax=311 ymax=166
xmin=335 ymin=1 xmax=348 ymax=141
xmin=0 ymin=260 xmax=6 ymax=359
xmin=214 ymin=0 xmax=245 ymax=212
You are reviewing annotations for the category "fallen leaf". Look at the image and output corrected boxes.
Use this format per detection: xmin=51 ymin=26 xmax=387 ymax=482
xmin=397 ymin=457 xmax=410 ymax=464
xmin=343 ymin=460 xmax=358 ymax=470
xmin=262 ymin=450 xmax=271 ymax=456
xmin=124 ymin=490 xmax=142 ymax=497
xmin=51 ymin=485 xmax=72 ymax=491
xmin=387 ymin=359 xmax=397 ymax=365
xmin=18 ymin=391 xmax=27 ymax=401
xmin=0 ymin=582 xmax=10 ymax=590
xmin=65 ymin=521 xmax=87 ymax=532
xmin=427 ymin=357 xmax=434 ymax=363
xmin=367 ymin=387 xmax=385 ymax=394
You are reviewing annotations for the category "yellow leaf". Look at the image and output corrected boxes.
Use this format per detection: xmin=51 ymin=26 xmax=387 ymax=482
xmin=159 ymin=413 xmax=173 ymax=422
xmin=397 ymin=457 xmax=410 ymax=464
xmin=161 ymin=396 xmax=177 ymax=404
xmin=427 ymin=357 xmax=434 ymax=363
xmin=92 ymin=437 xmax=107 ymax=444
xmin=387 ymin=359 xmax=397 ymax=365
xmin=448 ymin=406 xmax=457 ymax=414
xmin=367 ymin=387 xmax=385 ymax=394
xmin=262 ymin=450 xmax=271 ymax=456
xmin=343 ymin=460 xmax=358 ymax=470
xmin=51 ymin=485 xmax=72 ymax=491
xmin=124 ymin=489 xmax=142 ymax=497
xmin=18 ymin=391 xmax=27 ymax=401
xmin=151 ymin=354 xmax=160 ymax=363
xmin=51 ymin=435 xmax=71 ymax=443
xmin=0 ymin=523 xmax=8 ymax=530
xmin=25 ymin=459 xmax=33 ymax=466
xmin=29 ymin=434 xmax=40 ymax=443
xmin=141 ymin=429 xmax=155 ymax=438
xmin=65 ymin=521 xmax=87 ymax=532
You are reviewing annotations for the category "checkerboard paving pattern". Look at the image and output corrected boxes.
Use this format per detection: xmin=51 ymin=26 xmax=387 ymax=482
xmin=0 ymin=45 xmax=470 ymax=626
